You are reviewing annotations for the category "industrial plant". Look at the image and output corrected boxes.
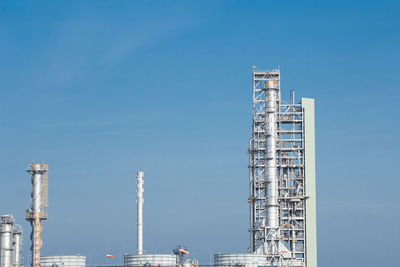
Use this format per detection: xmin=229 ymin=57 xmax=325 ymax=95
xmin=0 ymin=68 xmax=317 ymax=267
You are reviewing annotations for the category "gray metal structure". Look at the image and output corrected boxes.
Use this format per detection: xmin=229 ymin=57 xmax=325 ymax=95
xmin=248 ymin=69 xmax=317 ymax=267
xmin=0 ymin=215 xmax=22 ymax=267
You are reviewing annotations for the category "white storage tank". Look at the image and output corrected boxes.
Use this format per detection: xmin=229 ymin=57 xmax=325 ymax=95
xmin=40 ymin=255 xmax=86 ymax=267
xmin=124 ymin=254 xmax=177 ymax=267
xmin=214 ymin=254 xmax=268 ymax=267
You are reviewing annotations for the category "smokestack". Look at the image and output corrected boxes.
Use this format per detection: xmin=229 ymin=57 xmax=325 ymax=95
xmin=26 ymin=163 xmax=48 ymax=267
xmin=136 ymin=171 xmax=144 ymax=255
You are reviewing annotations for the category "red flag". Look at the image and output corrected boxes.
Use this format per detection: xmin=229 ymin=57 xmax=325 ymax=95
xmin=106 ymin=254 xmax=115 ymax=258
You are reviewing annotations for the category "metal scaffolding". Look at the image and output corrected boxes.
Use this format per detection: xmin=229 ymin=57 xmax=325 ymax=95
xmin=248 ymin=69 xmax=308 ymax=266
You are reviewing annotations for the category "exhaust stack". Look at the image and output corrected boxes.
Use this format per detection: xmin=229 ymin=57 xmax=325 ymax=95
xmin=136 ymin=171 xmax=144 ymax=255
xmin=25 ymin=163 xmax=48 ymax=267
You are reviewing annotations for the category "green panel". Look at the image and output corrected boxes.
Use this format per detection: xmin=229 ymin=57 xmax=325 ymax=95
xmin=301 ymin=98 xmax=317 ymax=267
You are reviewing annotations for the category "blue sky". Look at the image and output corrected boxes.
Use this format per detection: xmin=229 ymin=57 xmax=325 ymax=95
xmin=0 ymin=1 xmax=399 ymax=266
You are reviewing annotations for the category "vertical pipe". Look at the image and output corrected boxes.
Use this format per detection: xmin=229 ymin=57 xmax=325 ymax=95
xmin=12 ymin=227 xmax=22 ymax=267
xmin=249 ymin=138 xmax=255 ymax=253
xmin=31 ymin=164 xmax=42 ymax=267
xmin=136 ymin=171 xmax=144 ymax=255
xmin=26 ymin=163 xmax=47 ymax=267
xmin=265 ymin=80 xmax=279 ymax=255
xmin=249 ymin=70 xmax=256 ymax=253
xmin=31 ymin=166 xmax=42 ymax=214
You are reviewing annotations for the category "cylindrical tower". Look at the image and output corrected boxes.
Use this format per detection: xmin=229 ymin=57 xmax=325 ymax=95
xmin=0 ymin=215 xmax=15 ymax=267
xmin=136 ymin=171 xmax=144 ymax=255
xmin=26 ymin=163 xmax=48 ymax=267
xmin=12 ymin=225 xmax=22 ymax=267
xmin=264 ymin=80 xmax=280 ymax=258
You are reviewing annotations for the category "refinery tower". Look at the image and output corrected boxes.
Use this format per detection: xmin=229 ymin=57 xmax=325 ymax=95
xmin=248 ymin=68 xmax=317 ymax=266
xmin=215 ymin=68 xmax=317 ymax=267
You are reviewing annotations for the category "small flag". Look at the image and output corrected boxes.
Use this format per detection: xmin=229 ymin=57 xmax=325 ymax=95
xmin=252 ymin=65 xmax=256 ymax=69
xmin=106 ymin=254 xmax=115 ymax=258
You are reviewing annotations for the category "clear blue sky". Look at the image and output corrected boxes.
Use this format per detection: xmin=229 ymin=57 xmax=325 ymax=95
xmin=0 ymin=1 xmax=399 ymax=267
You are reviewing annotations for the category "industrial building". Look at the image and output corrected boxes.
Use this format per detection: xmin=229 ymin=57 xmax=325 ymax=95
xmin=215 ymin=68 xmax=317 ymax=267
xmin=248 ymin=68 xmax=317 ymax=267
xmin=0 ymin=67 xmax=317 ymax=267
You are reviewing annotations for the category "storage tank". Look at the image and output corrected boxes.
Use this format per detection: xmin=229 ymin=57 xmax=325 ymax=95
xmin=124 ymin=254 xmax=177 ymax=267
xmin=40 ymin=255 xmax=86 ymax=267
xmin=214 ymin=254 xmax=268 ymax=267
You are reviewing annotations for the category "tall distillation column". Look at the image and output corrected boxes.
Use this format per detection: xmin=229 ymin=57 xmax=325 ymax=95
xmin=25 ymin=164 xmax=48 ymax=267
xmin=249 ymin=68 xmax=317 ymax=267
xmin=136 ymin=171 xmax=144 ymax=255
xmin=264 ymin=80 xmax=280 ymax=259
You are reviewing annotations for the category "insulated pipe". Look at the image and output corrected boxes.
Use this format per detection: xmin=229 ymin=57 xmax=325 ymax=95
xmin=136 ymin=171 xmax=144 ymax=255
xmin=265 ymin=84 xmax=279 ymax=229
xmin=26 ymin=164 xmax=46 ymax=267
xmin=31 ymin=164 xmax=42 ymax=267
xmin=12 ymin=227 xmax=22 ymax=267
xmin=31 ymin=164 xmax=42 ymax=214
xmin=265 ymin=80 xmax=280 ymax=255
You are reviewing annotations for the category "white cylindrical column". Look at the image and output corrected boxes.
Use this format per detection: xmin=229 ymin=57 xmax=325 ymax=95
xmin=12 ymin=226 xmax=22 ymax=267
xmin=265 ymin=80 xmax=280 ymax=255
xmin=136 ymin=172 xmax=144 ymax=255
xmin=26 ymin=163 xmax=47 ymax=267
xmin=31 ymin=164 xmax=42 ymax=214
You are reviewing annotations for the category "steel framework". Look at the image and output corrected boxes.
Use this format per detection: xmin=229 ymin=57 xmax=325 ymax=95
xmin=248 ymin=69 xmax=306 ymax=266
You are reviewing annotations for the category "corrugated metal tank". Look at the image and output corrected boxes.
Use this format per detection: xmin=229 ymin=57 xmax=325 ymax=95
xmin=214 ymin=254 xmax=268 ymax=267
xmin=40 ymin=255 xmax=86 ymax=267
xmin=124 ymin=254 xmax=177 ymax=267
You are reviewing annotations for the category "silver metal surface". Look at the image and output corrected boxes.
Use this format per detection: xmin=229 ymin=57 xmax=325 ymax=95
xmin=40 ymin=255 xmax=86 ymax=267
xmin=31 ymin=165 xmax=42 ymax=214
xmin=0 ymin=215 xmax=14 ymax=267
xmin=124 ymin=254 xmax=177 ymax=267
xmin=264 ymin=79 xmax=280 ymax=256
xmin=214 ymin=254 xmax=268 ymax=267
xmin=136 ymin=171 xmax=144 ymax=255
xmin=26 ymin=163 xmax=48 ymax=267
xmin=12 ymin=225 xmax=22 ymax=267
